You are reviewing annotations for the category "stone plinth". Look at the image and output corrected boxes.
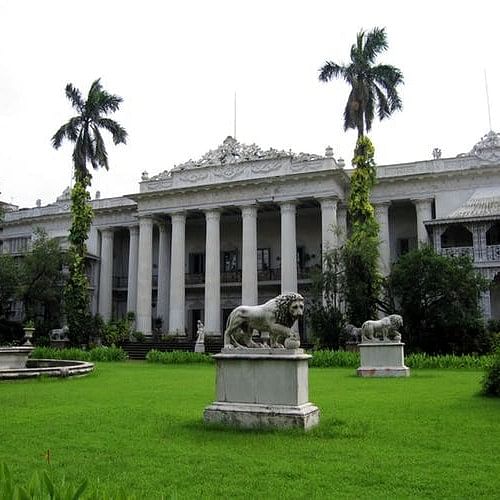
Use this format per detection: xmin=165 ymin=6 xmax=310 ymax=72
xmin=357 ymin=342 xmax=410 ymax=377
xmin=204 ymin=348 xmax=320 ymax=430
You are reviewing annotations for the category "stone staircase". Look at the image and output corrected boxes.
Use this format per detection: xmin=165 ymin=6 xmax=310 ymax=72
xmin=122 ymin=339 xmax=313 ymax=360
xmin=122 ymin=339 xmax=223 ymax=360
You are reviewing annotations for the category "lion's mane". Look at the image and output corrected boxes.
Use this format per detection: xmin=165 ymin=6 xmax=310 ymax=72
xmin=273 ymin=292 xmax=304 ymax=327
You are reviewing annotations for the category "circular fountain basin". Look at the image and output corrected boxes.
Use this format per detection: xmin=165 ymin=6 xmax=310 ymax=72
xmin=0 ymin=358 xmax=94 ymax=380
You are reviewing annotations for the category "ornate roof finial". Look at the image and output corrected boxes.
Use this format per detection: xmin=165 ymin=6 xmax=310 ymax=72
xmin=468 ymin=131 xmax=500 ymax=162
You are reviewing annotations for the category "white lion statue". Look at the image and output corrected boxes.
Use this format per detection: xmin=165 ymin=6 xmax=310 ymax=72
xmin=223 ymin=293 xmax=304 ymax=349
xmin=361 ymin=314 xmax=403 ymax=343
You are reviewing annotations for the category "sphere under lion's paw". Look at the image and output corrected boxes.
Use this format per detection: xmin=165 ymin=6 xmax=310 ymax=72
xmin=284 ymin=337 xmax=300 ymax=349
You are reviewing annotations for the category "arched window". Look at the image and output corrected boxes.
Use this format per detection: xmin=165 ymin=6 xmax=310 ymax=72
xmin=440 ymin=224 xmax=473 ymax=248
xmin=486 ymin=223 xmax=500 ymax=246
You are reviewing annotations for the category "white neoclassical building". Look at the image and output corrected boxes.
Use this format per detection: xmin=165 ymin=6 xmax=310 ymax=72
xmin=3 ymin=132 xmax=500 ymax=337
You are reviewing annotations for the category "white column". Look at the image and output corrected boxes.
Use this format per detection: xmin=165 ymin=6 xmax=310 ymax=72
xmin=126 ymin=225 xmax=139 ymax=315
xmin=157 ymin=221 xmax=171 ymax=332
xmin=280 ymin=202 xmax=298 ymax=294
xmin=337 ymin=204 xmax=348 ymax=244
xmin=136 ymin=216 xmax=153 ymax=335
xmin=319 ymin=198 xmax=338 ymax=265
xmin=204 ymin=210 xmax=221 ymax=335
xmin=169 ymin=212 xmax=186 ymax=335
xmin=98 ymin=228 xmax=114 ymax=322
xmin=481 ymin=289 xmax=492 ymax=320
xmin=374 ymin=202 xmax=391 ymax=276
xmin=241 ymin=205 xmax=258 ymax=306
xmin=412 ymin=198 xmax=433 ymax=246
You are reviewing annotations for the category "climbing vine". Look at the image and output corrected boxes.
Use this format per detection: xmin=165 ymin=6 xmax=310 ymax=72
xmin=343 ymin=136 xmax=381 ymax=326
xmin=64 ymin=176 xmax=93 ymax=344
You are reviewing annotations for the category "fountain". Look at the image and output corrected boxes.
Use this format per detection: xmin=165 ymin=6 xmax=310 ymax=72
xmin=0 ymin=330 xmax=94 ymax=381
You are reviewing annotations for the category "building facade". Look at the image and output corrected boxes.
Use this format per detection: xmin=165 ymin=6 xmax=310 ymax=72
xmin=3 ymin=132 xmax=500 ymax=337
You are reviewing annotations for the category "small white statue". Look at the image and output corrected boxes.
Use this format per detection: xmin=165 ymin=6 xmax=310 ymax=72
xmin=194 ymin=320 xmax=205 ymax=353
xmin=361 ymin=314 xmax=403 ymax=343
xmin=223 ymin=293 xmax=304 ymax=349
xmin=196 ymin=320 xmax=205 ymax=343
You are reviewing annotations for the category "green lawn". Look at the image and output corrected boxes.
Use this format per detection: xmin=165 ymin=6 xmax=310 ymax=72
xmin=0 ymin=363 xmax=499 ymax=499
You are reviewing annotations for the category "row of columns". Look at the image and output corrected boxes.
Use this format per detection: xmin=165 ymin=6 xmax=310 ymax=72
xmin=97 ymin=198 xmax=344 ymax=335
xmin=375 ymin=197 xmax=434 ymax=275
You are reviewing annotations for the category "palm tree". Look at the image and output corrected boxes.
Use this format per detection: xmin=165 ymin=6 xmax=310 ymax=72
xmin=319 ymin=27 xmax=403 ymax=138
xmin=52 ymin=78 xmax=127 ymax=184
xmin=51 ymin=79 xmax=126 ymax=343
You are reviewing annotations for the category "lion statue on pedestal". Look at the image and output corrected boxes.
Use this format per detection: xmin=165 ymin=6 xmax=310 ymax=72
xmin=223 ymin=293 xmax=304 ymax=349
xmin=361 ymin=314 xmax=403 ymax=343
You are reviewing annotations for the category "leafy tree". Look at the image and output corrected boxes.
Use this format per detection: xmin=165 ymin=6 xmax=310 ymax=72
xmin=0 ymin=253 xmax=19 ymax=319
xmin=319 ymin=27 xmax=404 ymax=138
xmin=52 ymin=79 xmax=127 ymax=343
xmin=18 ymin=229 xmax=66 ymax=329
xmin=389 ymin=246 xmax=488 ymax=354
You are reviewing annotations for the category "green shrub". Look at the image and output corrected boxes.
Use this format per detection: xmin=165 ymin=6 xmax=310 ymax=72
xmin=307 ymin=350 xmax=493 ymax=369
xmin=31 ymin=346 xmax=127 ymax=362
xmin=0 ymin=462 xmax=138 ymax=499
xmin=309 ymin=350 xmax=360 ymax=368
xmin=406 ymin=352 xmax=493 ymax=369
xmin=102 ymin=318 xmax=133 ymax=346
xmin=89 ymin=346 xmax=128 ymax=362
xmin=481 ymin=348 xmax=500 ymax=397
xmin=146 ymin=349 xmax=213 ymax=364
xmin=132 ymin=331 xmax=146 ymax=343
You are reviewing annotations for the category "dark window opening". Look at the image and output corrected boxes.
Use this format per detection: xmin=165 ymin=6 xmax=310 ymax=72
xmin=486 ymin=223 xmax=500 ymax=246
xmin=441 ymin=224 xmax=473 ymax=248
xmin=189 ymin=253 xmax=205 ymax=274
xmin=223 ymin=251 xmax=238 ymax=272
xmin=257 ymin=248 xmax=270 ymax=271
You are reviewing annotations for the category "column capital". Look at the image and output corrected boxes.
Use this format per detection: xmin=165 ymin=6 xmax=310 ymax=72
xmin=318 ymin=197 xmax=339 ymax=210
xmin=128 ymin=224 xmax=139 ymax=235
xmin=138 ymin=214 xmax=155 ymax=226
xmin=373 ymin=201 xmax=391 ymax=216
xmin=279 ymin=200 xmax=297 ymax=213
xmin=411 ymin=197 xmax=434 ymax=208
xmin=204 ymin=209 xmax=221 ymax=221
xmin=156 ymin=218 xmax=171 ymax=233
xmin=100 ymin=227 xmax=115 ymax=239
xmin=240 ymin=205 xmax=258 ymax=219
xmin=170 ymin=212 xmax=186 ymax=224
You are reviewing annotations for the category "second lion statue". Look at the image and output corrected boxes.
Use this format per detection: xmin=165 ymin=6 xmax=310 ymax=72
xmin=361 ymin=314 xmax=403 ymax=343
xmin=223 ymin=293 xmax=304 ymax=349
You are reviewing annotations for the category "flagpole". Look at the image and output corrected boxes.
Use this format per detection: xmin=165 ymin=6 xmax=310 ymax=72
xmin=234 ymin=92 xmax=237 ymax=139
xmin=484 ymin=70 xmax=493 ymax=131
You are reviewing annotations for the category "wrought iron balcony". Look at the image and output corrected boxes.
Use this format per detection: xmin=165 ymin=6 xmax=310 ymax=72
xmin=485 ymin=245 xmax=500 ymax=261
xmin=440 ymin=246 xmax=474 ymax=258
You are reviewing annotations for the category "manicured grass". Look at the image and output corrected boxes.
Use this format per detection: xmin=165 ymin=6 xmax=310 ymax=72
xmin=0 ymin=363 xmax=499 ymax=498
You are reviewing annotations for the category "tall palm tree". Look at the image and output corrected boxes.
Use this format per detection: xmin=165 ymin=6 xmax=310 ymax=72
xmin=319 ymin=27 xmax=403 ymax=138
xmin=51 ymin=79 xmax=126 ymax=342
xmin=52 ymin=78 xmax=127 ymax=184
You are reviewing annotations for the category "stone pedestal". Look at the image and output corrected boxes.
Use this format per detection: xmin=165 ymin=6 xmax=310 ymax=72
xmin=0 ymin=346 xmax=34 ymax=369
xmin=194 ymin=341 xmax=205 ymax=353
xmin=357 ymin=342 xmax=410 ymax=377
xmin=204 ymin=349 xmax=320 ymax=430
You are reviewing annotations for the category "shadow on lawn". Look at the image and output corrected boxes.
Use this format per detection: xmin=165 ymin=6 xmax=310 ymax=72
xmin=178 ymin=415 xmax=371 ymax=440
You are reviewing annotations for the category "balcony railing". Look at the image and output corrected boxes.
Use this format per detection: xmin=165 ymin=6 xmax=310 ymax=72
xmin=440 ymin=246 xmax=474 ymax=258
xmin=112 ymin=267 xmax=314 ymax=289
xmin=113 ymin=276 xmax=129 ymax=288
xmin=485 ymin=245 xmax=500 ymax=261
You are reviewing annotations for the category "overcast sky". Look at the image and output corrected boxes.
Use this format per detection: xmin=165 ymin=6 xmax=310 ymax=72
xmin=1 ymin=0 xmax=499 ymax=208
